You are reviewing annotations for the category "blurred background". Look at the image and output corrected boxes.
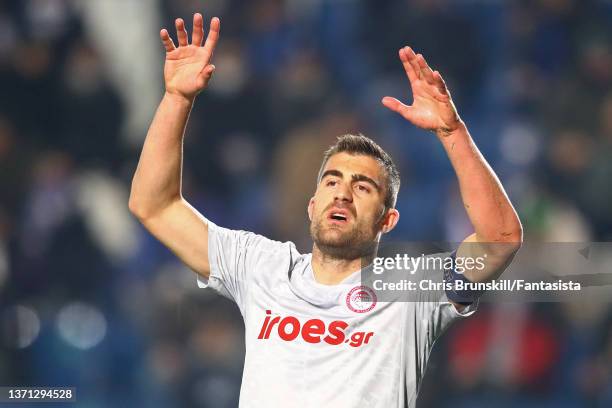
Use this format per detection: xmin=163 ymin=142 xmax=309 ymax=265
xmin=0 ymin=0 xmax=611 ymax=406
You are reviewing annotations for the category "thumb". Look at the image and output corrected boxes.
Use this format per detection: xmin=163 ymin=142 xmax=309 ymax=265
xmin=203 ymin=64 xmax=216 ymax=75
xmin=196 ymin=64 xmax=216 ymax=88
xmin=382 ymin=97 xmax=415 ymax=121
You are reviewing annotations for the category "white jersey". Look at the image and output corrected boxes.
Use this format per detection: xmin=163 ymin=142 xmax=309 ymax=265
xmin=197 ymin=221 xmax=476 ymax=408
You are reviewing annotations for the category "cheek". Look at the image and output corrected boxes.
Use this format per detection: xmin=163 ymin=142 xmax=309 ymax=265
xmin=357 ymin=202 xmax=384 ymax=225
xmin=312 ymin=191 xmax=329 ymax=213
xmin=310 ymin=200 xmax=324 ymax=220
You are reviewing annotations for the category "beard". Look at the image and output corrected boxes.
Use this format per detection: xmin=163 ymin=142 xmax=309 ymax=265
xmin=310 ymin=216 xmax=379 ymax=261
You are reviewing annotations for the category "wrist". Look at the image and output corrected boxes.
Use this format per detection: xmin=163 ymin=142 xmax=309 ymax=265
xmin=164 ymin=91 xmax=195 ymax=107
xmin=435 ymin=120 xmax=467 ymax=140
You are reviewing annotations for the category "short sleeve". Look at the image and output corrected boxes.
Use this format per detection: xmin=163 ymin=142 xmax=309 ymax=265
xmin=197 ymin=220 xmax=287 ymax=309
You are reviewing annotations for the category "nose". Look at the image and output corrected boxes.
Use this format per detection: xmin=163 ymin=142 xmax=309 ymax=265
xmin=334 ymin=181 xmax=353 ymax=203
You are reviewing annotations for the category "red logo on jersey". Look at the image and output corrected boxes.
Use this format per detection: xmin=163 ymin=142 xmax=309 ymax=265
xmin=256 ymin=310 xmax=374 ymax=348
xmin=346 ymin=285 xmax=377 ymax=313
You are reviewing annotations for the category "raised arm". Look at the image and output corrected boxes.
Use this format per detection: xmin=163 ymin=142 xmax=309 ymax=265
xmin=382 ymin=46 xmax=522 ymax=284
xmin=129 ymin=13 xmax=220 ymax=278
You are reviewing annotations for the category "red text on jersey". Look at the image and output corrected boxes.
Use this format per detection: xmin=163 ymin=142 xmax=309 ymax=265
xmin=257 ymin=310 xmax=374 ymax=348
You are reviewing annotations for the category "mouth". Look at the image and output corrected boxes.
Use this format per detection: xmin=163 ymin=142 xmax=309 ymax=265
xmin=326 ymin=208 xmax=351 ymax=224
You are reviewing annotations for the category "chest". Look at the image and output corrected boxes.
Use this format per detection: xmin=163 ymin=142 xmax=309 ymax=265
xmin=244 ymin=276 xmax=408 ymax=352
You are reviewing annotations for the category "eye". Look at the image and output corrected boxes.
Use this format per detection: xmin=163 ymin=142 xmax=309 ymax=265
xmin=326 ymin=179 xmax=337 ymax=187
xmin=356 ymin=184 xmax=371 ymax=193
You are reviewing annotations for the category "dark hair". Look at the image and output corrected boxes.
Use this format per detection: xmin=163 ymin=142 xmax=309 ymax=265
xmin=317 ymin=134 xmax=400 ymax=208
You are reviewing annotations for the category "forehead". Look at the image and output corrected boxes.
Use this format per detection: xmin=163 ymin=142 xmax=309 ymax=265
xmin=322 ymin=152 xmax=385 ymax=182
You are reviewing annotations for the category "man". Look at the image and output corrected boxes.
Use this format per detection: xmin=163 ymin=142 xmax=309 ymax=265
xmin=129 ymin=13 xmax=522 ymax=407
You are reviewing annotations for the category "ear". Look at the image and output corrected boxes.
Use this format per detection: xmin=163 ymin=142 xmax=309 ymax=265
xmin=307 ymin=197 xmax=315 ymax=221
xmin=380 ymin=208 xmax=400 ymax=234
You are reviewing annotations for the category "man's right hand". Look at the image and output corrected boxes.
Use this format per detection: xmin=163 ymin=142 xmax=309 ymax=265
xmin=160 ymin=13 xmax=220 ymax=101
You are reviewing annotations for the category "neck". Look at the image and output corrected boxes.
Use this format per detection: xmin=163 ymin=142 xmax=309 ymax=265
xmin=311 ymin=244 xmax=375 ymax=285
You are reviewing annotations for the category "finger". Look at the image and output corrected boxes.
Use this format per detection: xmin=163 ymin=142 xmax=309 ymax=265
xmin=399 ymin=47 xmax=417 ymax=83
xmin=196 ymin=64 xmax=216 ymax=88
xmin=416 ymin=54 xmax=435 ymax=85
xmin=200 ymin=64 xmax=216 ymax=77
xmin=203 ymin=17 xmax=221 ymax=57
xmin=433 ymin=70 xmax=449 ymax=96
xmin=192 ymin=13 xmax=204 ymax=46
xmin=175 ymin=18 xmax=188 ymax=46
xmin=382 ymin=96 xmax=415 ymax=121
xmin=404 ymin=47 xmax=421 ymax=80
xmin=160 ymin=29 xmax=176 ymax=52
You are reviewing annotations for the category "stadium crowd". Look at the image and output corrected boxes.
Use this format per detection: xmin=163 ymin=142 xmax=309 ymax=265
xmin=0 ymin=0 xmax=610 ymax=406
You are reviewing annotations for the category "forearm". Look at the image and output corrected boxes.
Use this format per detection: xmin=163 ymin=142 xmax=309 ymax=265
xmin=437 ymin=123 xmax=522 ymax=285
xmin=129 ymin=92 xmax=194 ymax=219
xmin=438 ymin=123 xmax=522 ymax=244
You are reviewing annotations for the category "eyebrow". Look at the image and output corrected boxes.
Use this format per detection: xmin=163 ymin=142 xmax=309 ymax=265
xmin=320 ymin=169 xmax=381 ymax=192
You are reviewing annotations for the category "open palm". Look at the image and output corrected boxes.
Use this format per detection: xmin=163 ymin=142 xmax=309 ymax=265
xmin=160 ymin=13 xmax=220 ymax=100
xmin=382 ymin=47 xmax=461 ymax=135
